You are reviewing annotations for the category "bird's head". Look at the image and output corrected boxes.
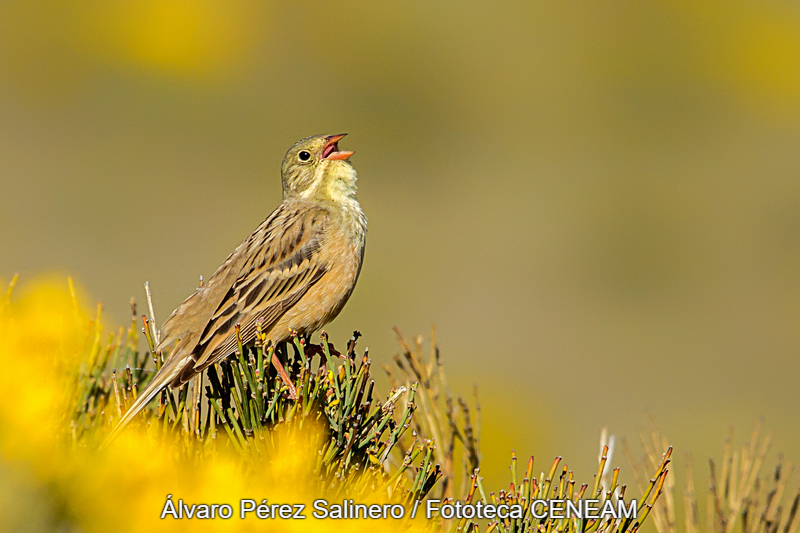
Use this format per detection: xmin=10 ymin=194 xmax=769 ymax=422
xmin=281 ymin=134 xmax=357 ymax=202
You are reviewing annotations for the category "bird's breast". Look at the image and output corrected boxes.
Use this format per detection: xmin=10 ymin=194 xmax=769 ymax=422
xmin=268 ymin=202 xmax=365 ymax=342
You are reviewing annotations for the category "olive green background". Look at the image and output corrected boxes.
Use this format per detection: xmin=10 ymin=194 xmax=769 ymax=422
xmin=2 ymin=0 xmax=799 ymax=503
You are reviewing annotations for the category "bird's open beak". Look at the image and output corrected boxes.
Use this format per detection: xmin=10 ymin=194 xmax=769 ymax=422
xmin=322 ymin=133 xmax=354 ymax=160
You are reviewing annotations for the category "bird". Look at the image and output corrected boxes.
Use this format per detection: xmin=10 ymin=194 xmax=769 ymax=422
xmin=102 ymin=133 xmax=366 ymax=446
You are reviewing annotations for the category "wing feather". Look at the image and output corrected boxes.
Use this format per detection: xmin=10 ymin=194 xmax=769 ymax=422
xmin=167 ymin=202 xmax=330 ymax=386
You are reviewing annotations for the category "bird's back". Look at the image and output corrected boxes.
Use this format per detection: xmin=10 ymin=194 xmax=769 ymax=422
xmin=158 ymin=198 xmax=346 ymax=387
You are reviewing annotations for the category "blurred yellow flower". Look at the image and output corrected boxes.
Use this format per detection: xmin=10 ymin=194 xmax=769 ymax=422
xmin=0 ymin=276 xmax=427 ymax=532
xmin=0 ymin=276 xmax=89 ymax=467
xmin=0 ymin=0 xmax=265 ymax=96
xmin=85 ymin=0 xmax=264 ymax=79
xmin=668 ymin=0 xmax=800 ymax=118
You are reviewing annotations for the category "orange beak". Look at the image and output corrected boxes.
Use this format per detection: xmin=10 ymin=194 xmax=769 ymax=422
xmin=322 ymin=133 xmax=354 ymax=160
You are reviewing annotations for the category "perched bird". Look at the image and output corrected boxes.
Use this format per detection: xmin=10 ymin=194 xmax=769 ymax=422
xmin=103 ymin=134 xmax=366 ymax=446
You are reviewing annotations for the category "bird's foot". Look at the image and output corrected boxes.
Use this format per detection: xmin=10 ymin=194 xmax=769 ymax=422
xmin=270 ymin=351 xmax=297 ymax=400
xmin=326 ymin=342 xmax=344 ymax=359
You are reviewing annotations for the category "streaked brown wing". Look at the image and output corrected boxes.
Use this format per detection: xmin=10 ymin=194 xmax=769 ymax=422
xmin=166 ymin=203 xmax=330 ymax=386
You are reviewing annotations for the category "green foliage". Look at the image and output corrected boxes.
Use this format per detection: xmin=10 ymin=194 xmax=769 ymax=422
xmin=68 ymin=291 xmax=672 ymax=532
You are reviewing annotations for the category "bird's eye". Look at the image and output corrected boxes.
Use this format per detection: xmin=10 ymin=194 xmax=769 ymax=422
xmin=298 ymin=150 xmax=311 ymax=162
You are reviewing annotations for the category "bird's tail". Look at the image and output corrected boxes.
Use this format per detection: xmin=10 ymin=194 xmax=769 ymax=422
xmin=99 ymin=354 xmax=187 ymax=450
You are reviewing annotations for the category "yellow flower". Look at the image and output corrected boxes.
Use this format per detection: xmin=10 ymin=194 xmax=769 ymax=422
xmin=0 ymin=276 xmax=430 ymax=532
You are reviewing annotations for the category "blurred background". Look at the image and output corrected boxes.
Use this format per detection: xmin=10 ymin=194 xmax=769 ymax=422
xmin=1 ymin=0 xmax=799 ymax=508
